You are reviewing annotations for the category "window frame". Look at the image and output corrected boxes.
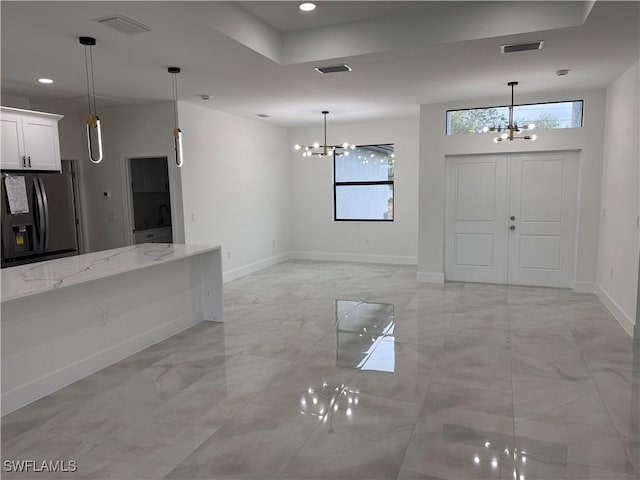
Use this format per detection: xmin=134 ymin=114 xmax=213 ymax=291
xmin=445 ymin=99 xmax=584 ymax=135
xmin=333 ymin=143 xmax=395 ymax=222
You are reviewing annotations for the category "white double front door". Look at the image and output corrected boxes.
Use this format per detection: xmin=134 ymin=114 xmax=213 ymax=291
xmin=445 ymin=151 xmax=579 ymax=288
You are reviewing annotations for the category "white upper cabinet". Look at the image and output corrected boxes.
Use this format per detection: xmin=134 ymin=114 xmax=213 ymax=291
xmin=0 ymin=107 xmax=63 ymax=171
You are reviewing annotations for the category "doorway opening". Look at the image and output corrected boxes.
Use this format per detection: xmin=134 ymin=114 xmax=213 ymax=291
xmin=126 ymin=157 xmax=173 ymax=244
xmin=444 ymin=151 xmax=579 ymax=288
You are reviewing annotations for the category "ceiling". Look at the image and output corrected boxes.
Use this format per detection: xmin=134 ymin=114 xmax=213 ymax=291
xmin=1 ymin=1 xmax=638 ymax=127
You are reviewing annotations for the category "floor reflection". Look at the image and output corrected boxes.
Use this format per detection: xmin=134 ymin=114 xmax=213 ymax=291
xmin=335 ymin=299 xmax=396 ymax=372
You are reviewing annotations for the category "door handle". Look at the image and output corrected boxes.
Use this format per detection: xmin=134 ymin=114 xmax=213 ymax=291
xmin=510 ymin=225 xmax=516 ymax=231
xmin=33 ymin=178 xmax=45 ymax=247
xmin=37 ymin=177 xmax=49 ymax=250
xmin=22 ymin=156 xmax=26 ymax=168
xmin=510 ymin=216 xmax=515 ymax=221
xmin=27 ymin=156 xmax=31 ymax=168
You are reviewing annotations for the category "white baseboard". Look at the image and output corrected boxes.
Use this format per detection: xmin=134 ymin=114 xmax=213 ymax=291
xmin=573 ymin=281 xmax=596 ymax=293
xmin=2 ymin=315 xmax=198 ymax=416
xmin=596 ymin=284 xmax=636 ymax=338
xmin=223 ymin=252 xmax=291 ymax=283
xmin=416 ymin=271 xmax=445 ymax=283
xmin=290 ymin=251 xmax=417 ymax=265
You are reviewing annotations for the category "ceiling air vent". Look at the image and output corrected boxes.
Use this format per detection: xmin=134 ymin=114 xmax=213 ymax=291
xmin=315 ymin=64 xmax=352 ymax=74
xmin=501 ymin=41 xmax=544 ymax=54
xmin=256 ymin=113 xmax=270 ymax=118
xmin=94 ymin=14 xmax=151 ymax=35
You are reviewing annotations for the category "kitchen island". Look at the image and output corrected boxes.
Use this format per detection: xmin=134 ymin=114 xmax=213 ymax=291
xmin=1 ymin=243 xmax=222 ymax=414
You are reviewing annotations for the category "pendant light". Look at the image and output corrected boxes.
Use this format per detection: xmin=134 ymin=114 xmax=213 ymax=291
xmin=168 ymin=67 xmax=184 ymax=167
xmin=485 ymin=81 xmax=537 ymax=142
xmin=79 ymin=36 xmax=103 ymax=163
xmin=294 ymin=111 xmax=355 ymax=157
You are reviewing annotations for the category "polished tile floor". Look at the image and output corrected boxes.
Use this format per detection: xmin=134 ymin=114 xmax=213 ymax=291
xmin=2 ymin=260 xmax=639 ymax=479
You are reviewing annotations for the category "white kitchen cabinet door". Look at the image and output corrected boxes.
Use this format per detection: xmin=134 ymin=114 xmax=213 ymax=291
xmin=21 ymin=114 xmax=61 ymax=171
xmin=1 ymin=111 xmax=25 ymax=169
xmin=445 ymin=151 xmax=579 ymax=288
xmin=0 ymin=107 xmax=62 ymax=171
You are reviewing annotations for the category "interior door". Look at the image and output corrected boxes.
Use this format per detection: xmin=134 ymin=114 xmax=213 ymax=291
xmin=445 ymin=155 xmax=508 ymax=283
xmin=507 ymin=152 xmax=578 ymax=287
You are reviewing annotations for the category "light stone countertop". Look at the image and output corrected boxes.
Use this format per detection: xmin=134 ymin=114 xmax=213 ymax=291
xmin=1 ymin=243 xmax=220 ymax=303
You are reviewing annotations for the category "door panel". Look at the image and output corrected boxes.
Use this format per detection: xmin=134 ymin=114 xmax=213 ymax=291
xmin=520 ymin=161 xmax=564 ymax=222
xmin=508 ymin=152 xmax=578 ymax=287
xmin=455 ymin=234 xmax=495 ymax=266
xmin=456 ymin=162 xmax=497 ymax=221
xmin=518 ymin=235 xmax=562 ymax=270
xmin=445 ymin=155 xmax=507 ymax=284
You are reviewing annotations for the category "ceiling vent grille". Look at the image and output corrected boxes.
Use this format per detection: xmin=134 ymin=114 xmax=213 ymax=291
xmin=501 ymin=41 xmax=544 ymax=54
xmin=68 ymin=94 xmax=127 ymax=107
xmin=315 ymin=64 xmax=352 ymax=74
xmin=94 ymin=14 xmax=151 ymax=35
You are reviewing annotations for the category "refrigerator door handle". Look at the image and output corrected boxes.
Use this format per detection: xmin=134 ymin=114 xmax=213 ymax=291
xmin=33 ymin=177 xmax=45 ymax=248
xmin=37 ymin=177 xmax=50 ymax=251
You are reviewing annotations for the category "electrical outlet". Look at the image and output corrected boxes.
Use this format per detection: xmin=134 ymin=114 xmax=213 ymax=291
xmin=98 ymin=309 xmax=108 ymax=326
xmin=191 ymin=213 xmax=196 ymax=222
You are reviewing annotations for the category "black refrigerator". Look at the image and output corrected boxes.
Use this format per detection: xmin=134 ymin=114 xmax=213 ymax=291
xmin=1 ymin=170 xmax=78 ymax=268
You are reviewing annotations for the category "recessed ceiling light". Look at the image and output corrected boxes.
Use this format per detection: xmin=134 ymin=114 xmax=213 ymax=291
xmin=38 ymin=78 xmax=54 ymax=84
xmin=299 ymin=3 xmax=316 ymax=12
xmin=556 ymin=69 xmax=571 ymax=76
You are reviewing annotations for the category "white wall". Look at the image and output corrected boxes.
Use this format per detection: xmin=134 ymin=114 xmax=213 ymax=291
xmin=289 ymin=116 xmax=420 ymax=264
xmin=597 ymin=62 xmax=639 ymax=337
xmin=418 ymin=89 xmax=606 ymax=288
xmin=178 ymin=102 xmax=290 ymax=281
xmin=82 ymin=101 xmax=184 ymax=252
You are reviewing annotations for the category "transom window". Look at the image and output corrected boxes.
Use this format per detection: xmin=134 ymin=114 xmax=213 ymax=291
xmin=334 ymin=144 xmax=395 ymax=222
xmin=446 ymin=100 xmax=584 ymax=135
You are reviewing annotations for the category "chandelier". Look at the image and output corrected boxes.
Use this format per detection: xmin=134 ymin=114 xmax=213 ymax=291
xmin=486 ymin=81 xmax=537 ymax=143
xmin=294 ymin=111 xmax=356 ymax=157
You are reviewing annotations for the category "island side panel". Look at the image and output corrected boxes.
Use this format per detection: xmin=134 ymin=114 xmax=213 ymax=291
xmin=196 ymin=248 xmax=223 ymax=322
xmin=1 ymin=254 xmax=216 ymax=415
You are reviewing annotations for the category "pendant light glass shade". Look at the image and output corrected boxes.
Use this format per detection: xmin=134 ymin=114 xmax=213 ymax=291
xmin=168 ymin=67 xmax=183 ymax=167
xmin=79 ymin=36 xmax=103 ymax=163
xmin=294 ymin=111 xmax=355 ymax=157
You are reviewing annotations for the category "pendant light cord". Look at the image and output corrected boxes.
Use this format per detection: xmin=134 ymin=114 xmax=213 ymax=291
xmin=83 ymin=45 xmax=98 ymax=115
xmin=171 ymin=73 xmax=179 ymax=129
xmin=323 ymin=112 xmax=327 ymax=147
xmin=509 ymin=83 xmax=514 ymax=128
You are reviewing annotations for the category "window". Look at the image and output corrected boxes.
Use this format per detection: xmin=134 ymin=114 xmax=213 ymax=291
xmin=446 ymin=100 xmax=584 ymax=135
xmin=334 ymin=144 xmax=395 ymax=221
